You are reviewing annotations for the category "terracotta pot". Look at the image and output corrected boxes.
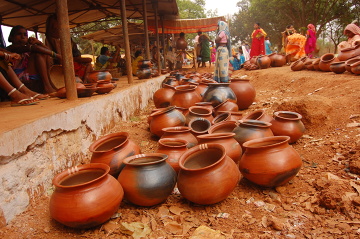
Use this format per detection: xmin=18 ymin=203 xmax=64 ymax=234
xmin=269 ymin=53 xmax=286 ymax=67
xmin=156 ymin=138 xmax=188 ymax=173
xmin=188 ymin=118 xmax=212 ymax=135
xmin=136 ymin=68 xmax=152 ymax=79
xmin=213 ymin=99 xmax=239 ymax=114
xmin=319 ymin=53 xmax=339 ymax=72
xmin=161 ymin=126 xmax=198 ymax=148
xmin=212 ymin=112 xmax=231 ymax=124
xmin=239 ymin=136 xmax=302 ymax=187
xmin=195 ymin=79 xmax=216 ymax=96
xmin=232 ymin=120 xmax=274 ymax=150
xmin=171 ymin=85 xmax=202 ymax=109
xmin=338 ymin=44 xmax=360 ymax=61
xmin=229 ymin=77 xmax=256 ymax=110
xmin=177 ymin=143 xmax=240 ymax=204
xmin=50 ymin=163 xmax=124 ymax=228
xmin=312 ymin=58 xmax=321 ymax=71
xmin=242 ymin=109 xmax=273 ymax=123
xmin=256 ymin=55 xmax=271 ymax=69
xmin=185 ymin=106 xmax=214 ymax=125
xmin=216 ymin=111 xmax=243 ymax=121
xmin=195 ymin=102 xmax=214 ymax=115
xmin=162 ymin=77 xmax=179 ymax=87
xmin=345 ymin=57 xmax=360 ymax=73
xmin=202 ymin=83 xmax=237 ymax=107
xmin=179 ymin=77 xmax=197 ymax=85
xmin=149 ymin=106 xmax=186 ymax=137
xmin=304 ymin=61 xmax=314 ymax=70
xmin=96 ymin=81 xmax=113 ymax=88
xmin=89 ymin=132 xmax=141 ymax=178
xmin=290 ymin=60 xmax=304 ymax=71
xmin=88 ymin=71 xmax=112 ymax=82
xmin=350 ymin=60 xmax=360 ymax=75
xmin=153 ymin=84 xmax=176 ymax=108
xmin=138 ymin=60 xmax=152 ymax=68
xmin=270 ymin=111 xmax=305 ymax=144
xmin=197 ymin=133 xmax=242 ymax=164
xmin=249 ymin=56 xmax=258 ymax=64
xmin=176 ymin=38 xmax=188 ymax=50
xmin=329 ymin=61 xmax=346 ymax=74
xmin=118 ymin=153 xmax=177 ymax=206
xmin=208 ymin=120 xmax=237 ymax=134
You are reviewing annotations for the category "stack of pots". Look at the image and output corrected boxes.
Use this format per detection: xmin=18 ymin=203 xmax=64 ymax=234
xmin=136 ymin=60 xmax=152 ymax=79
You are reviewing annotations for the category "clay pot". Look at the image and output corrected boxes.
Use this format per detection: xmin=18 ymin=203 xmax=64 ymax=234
xmin=88 ymin=71 xmax=112 ymax=82
xmin=149 ymin=106 xmax=186 ymax=137
xmin=213 ymin=99 xmax=239 ymax=114
xmin=319 ymin=53 xmax=339 ymax=72
xmin=162 ymin=77 xmax=179 ymax=87
xmin=249 ymin=56 xmax=258 ymax=64
xmin=153 ymin=84 xmax=176 ymax=108
xmin=212 ymin=112 xmax=231 ymax=124
xmin=239 ymin=136 xmax=302 ymax=187
xmin=202 ymin=83 xmax=237 ymax=107
xmin=136 ymin=68 xmax=152 ymax=79
xmin=208 ymin=120 xmax=237 ymax=134
xmin=338 ymin=44 xmax=360 ymax=61
xmin=270 ymin=111 xmax=305 ymax=144
xmin=345 ymin=57 xmax=360 ymax=73
xmin=269 ymin=53 xmax=286 ymax=67
xmin=176 ymin=38 xmax=188 ymax=50
xmin=89 ymin=132 xmax=141 ymax=178
xmin=256 ymin=55 xmax=271 ymax=69
xmin=232 ymin=120 xmax=274 ymax=150
xmin=50 ymin=163 xmax=124 ymax=228
xmin=96 ymin=81 xmax=113 ymax=88
xmin=329 ymin=61 xmax=346 ymax=74
xmin=188 ymin=118 xmax=212 ymax=135
xmin=197 ymin=133 xmax=242 ymax=164
xmin=195 ymin=79 xmax=215 ymax=96
xmin=242 ymin=109 xmax=273 ymax=123
xmin=118 ymin=153 xmax=177 ymax=206
xmin=171 ymin=85 xmax=202 ymax=109
xmin=156 ymin=138 xmax=188 ymax=173
xmin=177 ymin=144 xmax=240 ymax=205
xmin=229 ymin=77 xmax=256 ymax=110
xmin=217 ymin=111 xmax=243 ymax=121
xmin=185 ymin=106 xmax=214 ymax=125
xmin=350 ymin=60 xmax=360 ymax=75
xmin=161 ymin=126 xmax=198 ymax=148
xmin=195 ymin=102 xmax=214 ymax=115
xmin=290 ymin=60 xmax=304 ymax=71
xmin=304 ymin=61 xmax=315 ymax=70
xmin=138 ymin=60 xmax=152 ymax=68
xmin=179 ymin=78 xmax=197 ymax=85
xmin=312 ymin=58 xmax=321 ymax=71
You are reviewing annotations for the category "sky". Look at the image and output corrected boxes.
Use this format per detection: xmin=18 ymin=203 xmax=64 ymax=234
xmin=205 ymin=0 xmax=240 ymax=17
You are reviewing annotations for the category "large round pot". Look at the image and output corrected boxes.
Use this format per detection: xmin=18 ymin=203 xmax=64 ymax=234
xmin=242 ymin=109 xmax=273 ymax=123
xmin=338 ymin=44 xmax=360 ymax=61
xmin=88 ymin=71 xmax=112 ymax=83
xmin=269 ymin=53 xmax=286 ymax=67
xmin=162 ymin=76 xmax=179 ymax=87
xmin=177 ymin=144 xmax=240 ymax=205
xmin=89 ymin=132 xmax=141 ymax=178
xmin=150 ymin=106 xmax=186 ymax=137
xmin=329 ymin=61 xmax=346 ymax=74
xmin=270 ymin=111 xmax=305 ymax=144
xmin=256 ymin=55 xmax=271 ymax=69
xmin=312 ymin=58 xmax=321 ymax=71
xmin=188 ymin=118 xmax=212 ymax=136
xmin=195 ymin=79 xmax=215 ymax=96
xmin=50 ymin=163 xmax=124 ymax=228
xmin=249 ymin=56 xmax=258 ymax=64
xmin=208 ymin=120 xmax=237 ymax=134
xmin=319 ymin=53 xmax=339 ymax=72
xmin=136 ymin=68 xmax=152 ymax=79
xmin=176 ymin=38 xmax=188 ymax=50
xmin=153 ymin=84 xmax=176 ymax=108
xmin=161 ymin=126 xmax=198 ymax=148
xmin=229 ymin=77 xmax=256 ymax=110
xmin=185 ymin=106 xmax=214 ymax=125
xmin=232 ymin=120 xmax=274 ymax=150
xmin=290 ymin=60 xmax=304 ymax=71
xmin=350 ymin=60 xmax=360 ymax=75
xmin=213 ymin=99 xmax=239 ymax=114
xmin=197 ymin=133 xmax=242 ymax=164
xmin=239 ymin=136 xmax=302 ymax=187
xmin=202 ymin=83 xmax=237 ymax=107
xmin=171 ymin=85 xmax=202 ymax=109
xmin=118 ymin=153 xmax=177 ymax=206
xmin=137 ymin=60 xmax=152 ymax=68
xmin=345 ymin=57 xmax=360 ymax=73
xmin=156 ymin=138 xmax=188 ymax=173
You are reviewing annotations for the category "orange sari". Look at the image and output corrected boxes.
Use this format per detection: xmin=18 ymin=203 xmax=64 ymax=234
xmin=285 ymin=33 xmax=306 ymax=61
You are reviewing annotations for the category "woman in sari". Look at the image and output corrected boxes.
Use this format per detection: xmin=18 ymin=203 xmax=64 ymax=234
xmin=283 ymin=25 xmax=306 ymax=63
xmin=250 ymin=23 xmax=266 ymax=57
xmin=199 ymin=33 xmax=212 ymax=67
xmin=305 ymin=24 xmax=317 ymax=58
xmin=337 ymin=24 xmax=360 ymax=52
xmin=214 ymin=21 xmax=231 ymax=83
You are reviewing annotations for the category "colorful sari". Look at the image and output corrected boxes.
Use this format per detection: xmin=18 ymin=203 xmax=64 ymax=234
xmin=285 ymin=33 xmax=306 ymax=61
xmin=214 ymin=21 xmax=231 ymax=83
xmin=338 ymin=24 xmax=360 ymax=51
xmin=250 ymin=28 xmax=266 ymax=57
xmin=199 ymin=34 xmax=211 ymax=63
xmin=305 ymin=24 xmax=317 ymax=57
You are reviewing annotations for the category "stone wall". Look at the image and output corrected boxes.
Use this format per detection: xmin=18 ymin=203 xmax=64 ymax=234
xmin=0 ymin=77 xmax=164 ymax=225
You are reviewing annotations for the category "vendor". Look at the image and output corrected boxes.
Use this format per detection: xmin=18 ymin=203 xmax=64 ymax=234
xmin=338 ymin=24 xmax=360 ymax=51
xmin=95 ymin=46 xmax=121 ymax=71
xmin=132 ymin=50 xmax=144 ymax=75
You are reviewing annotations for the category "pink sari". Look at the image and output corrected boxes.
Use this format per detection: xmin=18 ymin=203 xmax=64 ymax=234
xmin=305 ymin=24 xmax=316 ymax=57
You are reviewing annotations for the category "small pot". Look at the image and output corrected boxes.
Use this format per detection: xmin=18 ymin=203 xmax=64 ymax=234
xmin=290 ymin=60 xmax=304 ymax=71
xmin=345 ymin=57 xmax=360 ymax=73
xmin=319 ymin=53 xmax=339 ymax=72
xmin=329 ymin=61 xmax=346 ymax=74
xmin=242 ymin=109 xmax=273 ymax=123
xmin=350 ymin=60 xmax=360 ymax=75
xmin=188 ymin=118 xmax=212 ymax=136
xmin=208 ymin=120 xmax=238 ymax=134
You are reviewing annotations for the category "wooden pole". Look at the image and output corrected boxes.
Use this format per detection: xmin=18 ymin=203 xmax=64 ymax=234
xmin=56 ymin=0 xmax=77 ymax=100
xmin=161 ymin=16 xmax=165 ymax=71
xmin=120 ymin=0 xmax=134 ymax=83
xmin=143 ymin=0 xmax=151 ymax=60
xmin=154 ymin=4 xmax=161 ymax=72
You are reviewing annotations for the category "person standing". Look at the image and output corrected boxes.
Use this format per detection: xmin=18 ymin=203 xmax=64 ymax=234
xmin=265 ymin=36 xmax=272 ymax=55
xmin=214 ymin=21 xmax=231 ymax=83
xmin=250 ymin=23 xmax=266 ymax=57
xmin=305 ymin=24 xmax=317 ymax=58
xmin=199 ymin=33 xmax=212 ymax=67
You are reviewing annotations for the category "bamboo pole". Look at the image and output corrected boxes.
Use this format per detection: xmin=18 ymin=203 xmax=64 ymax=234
xmin=143 ymin=0 xmax=151 ymax=60
xmin=120 ymin=0 xmax=134 ymax=83
xmin=154 ymin=4 xmax=161 ymax=72
xmin=56 ymin=0 xmax=77 ymax=100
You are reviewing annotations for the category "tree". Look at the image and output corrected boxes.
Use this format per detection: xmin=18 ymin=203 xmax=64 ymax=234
xmin=177 ymin=0 xmax=206 ymax=19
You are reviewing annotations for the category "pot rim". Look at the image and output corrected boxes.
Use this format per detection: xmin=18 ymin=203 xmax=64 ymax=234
xmin=230 ymin=77 xmax=250 ymax=82
xmin=239 ymin=119 xmax=272 ymax=127
xmin=212 ymin=112 xmax=231 ymax=124
xmin=122 ymin=153 xmax=168 ymax=166
xmin=320 ymin=53 xmax=336 ymax=62
xmin=89 ymin=132 xmax=129 ymax=153
xmin=273 ymin=111 xmax=302 ymax=120
xmin=178 ymin=143 xmax=226 ymax=171
xmin=162 ymin=84 xmax=176 ymax=89
xmin=158 ymin=138 xmax=188 ymax=148
xmin=52 ymin=163 xmax=110 ymax=188
xmin=350 ymin=60 xmax=360 ymax=67
xmin=162 ymin=126 xmax=191 ymax=133
xmin=174 ymin=85 xmax=197 ymax=91
xmin=197 ymin=132 xmax=236 ymax=140
xmin=188 ymin=106 xmax=212 ymax=116
xmin=242 ymin=136 xmax=290 ymax=149
xmin=195 ymin=102 xmax=213 ymax=106
xmin=207 ymin=82 xmax=230 ymax=86
xmin=188 ymin=118 xmax=212 ymax=134
xmin=312 ymin=58 xmax=320 ymax=64
xmin=150 ymin=106 xmax=176 ymax=117
xmin=330 ymin=61 xmax=346 ymax=65
xmin=208 ymin=120 xmax=237 ymax=134
xmin=242 ymin=109 xmax=267 ymax=121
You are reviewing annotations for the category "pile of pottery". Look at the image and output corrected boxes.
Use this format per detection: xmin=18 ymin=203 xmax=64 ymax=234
xmin=291 ymin=51 xmax=360 ymax=75
xmin=243 ymin=53 xmax=287 ymax=71
xmin=136 ymin=60 xmax=154 ymax=79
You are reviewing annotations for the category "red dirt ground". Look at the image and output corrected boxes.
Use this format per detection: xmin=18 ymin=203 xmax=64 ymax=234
xmin=1 ymin=65 xmax=360 ymax=238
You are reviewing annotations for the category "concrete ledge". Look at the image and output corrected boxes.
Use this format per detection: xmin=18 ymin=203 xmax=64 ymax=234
xmin=0 ymin=76 xmax=165 ymax=224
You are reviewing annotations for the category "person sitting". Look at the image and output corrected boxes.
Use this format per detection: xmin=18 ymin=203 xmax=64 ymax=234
xmin=6 ymin=25 xmax=62 ymax=93
xmin=45 ymin=14 xmax=93 ymax=83
xmin=338 ymin=24 xmax=360 ymax=52
xmin=132 ymin=50 xmax=144 ymax=75
xmin=282 ymin=25 xmax=306 ymax=64
xmin=95 ymin=46 xmax=121 ymax=71
xmin=0 ymin=49 xmax=48 ymax=106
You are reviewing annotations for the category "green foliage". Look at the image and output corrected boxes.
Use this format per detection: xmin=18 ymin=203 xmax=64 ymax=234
xmin=177 ymin=0 xmax=206 ymax=19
